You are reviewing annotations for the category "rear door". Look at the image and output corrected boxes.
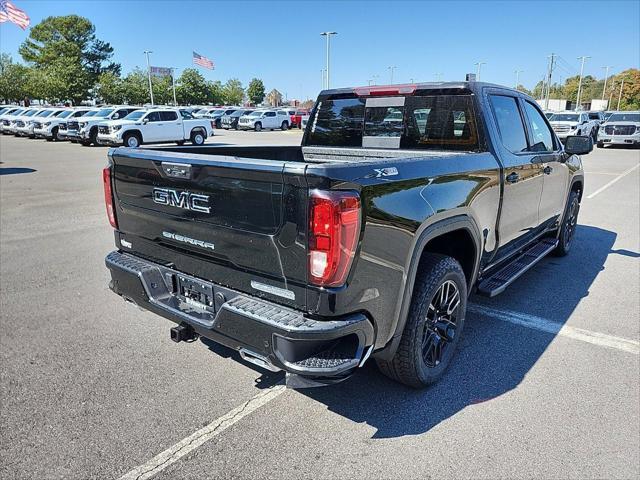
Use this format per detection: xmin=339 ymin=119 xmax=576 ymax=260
xmin=521 ymin=99 xmax=568 ymax=229
xmin=159 ymin=111 xmax=182 ymax=140
xmin=487 ymin=91 xmax=544 ymax=257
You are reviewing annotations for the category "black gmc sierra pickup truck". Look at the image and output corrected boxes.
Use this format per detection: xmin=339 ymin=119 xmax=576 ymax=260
xmin=104 ymin=81 xmax=592 ymax=388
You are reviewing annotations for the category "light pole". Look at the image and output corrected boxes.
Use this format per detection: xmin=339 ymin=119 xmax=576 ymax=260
xmin=320 ymin=31 xmax=337 ymax=89
xmin=617 ymin=79 xmax=625 ymax=110
xmin=474 ymin=62 xmax=486 ymax=81
xmin=372 ymin=74 xmax=379 ymax=85
xmin=170 ymin=67 xmax=177 ymax=106
xmin=514 ymin=70 xmax=524 ymax=90
xmin=434 ymin=73 xmax=443 ymax=81
xmin=601 ymin=65 xmax=612 ymax=100
xmin=144 ymin=50 xmax=154 ymax=106
xmin=320 ymin=69 xmax=325 ymax=90
xmin=575 ymin=55 xmax=590 ymax=111
xmin=388 ymin=66 xmax=397 ymax=84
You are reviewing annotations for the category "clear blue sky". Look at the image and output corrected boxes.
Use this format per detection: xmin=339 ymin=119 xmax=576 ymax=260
xmin=1 ymin=0 xmax=638 ymax=100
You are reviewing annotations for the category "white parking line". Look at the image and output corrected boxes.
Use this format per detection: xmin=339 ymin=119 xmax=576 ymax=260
xmin=469 ymin=304 xmax=639 ymax=355
xmin=118 ymin=384 xmax=286 ymax=480
xmin=586 ymin=163 xmax=640 ymax=199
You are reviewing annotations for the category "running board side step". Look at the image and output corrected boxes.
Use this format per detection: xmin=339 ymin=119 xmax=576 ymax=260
xmin=477 ymin=238 xmax=558 ymax=297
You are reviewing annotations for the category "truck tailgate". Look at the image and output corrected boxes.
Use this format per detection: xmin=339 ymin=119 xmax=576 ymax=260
xmin=109 ymin=148 xmax=309 ymax=308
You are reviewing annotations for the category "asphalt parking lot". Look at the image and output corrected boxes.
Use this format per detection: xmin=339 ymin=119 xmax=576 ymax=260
xmin=1 ymin=131 xmax=638 ymax=479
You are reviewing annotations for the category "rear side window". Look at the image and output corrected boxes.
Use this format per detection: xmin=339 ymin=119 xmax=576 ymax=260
xmin=160 ymin=111 xmax=178 ymax=121
xmin=489 ymin=95 xmax=528 ymax=153
xmin=523 ymin=101 xmax=554 ymax=152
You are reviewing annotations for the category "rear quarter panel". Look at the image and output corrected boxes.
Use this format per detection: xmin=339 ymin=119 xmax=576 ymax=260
xmin=305 ymin=152 xmax=501 ymax=349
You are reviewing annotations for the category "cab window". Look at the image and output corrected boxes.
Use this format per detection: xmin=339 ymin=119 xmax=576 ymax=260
xmin=146 ymin=112 xmax=161 ymax=122
xmin=523 ymin=101 xmax=555 ymax=152
xmin=160 ymin=111 xmax=178 ymax=121
xmin=489 ymin=95 xmax=528 ymax=153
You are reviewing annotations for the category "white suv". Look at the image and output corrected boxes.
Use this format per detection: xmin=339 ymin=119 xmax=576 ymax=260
xmin=237 ymin=109 xmax=290 ymax=131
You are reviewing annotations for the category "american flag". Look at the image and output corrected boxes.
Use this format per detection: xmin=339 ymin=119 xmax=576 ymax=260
xmin=193 ymin=51 xmax=214 ymax=70
xmin=0 ymin=0 xmax=30 ymax=30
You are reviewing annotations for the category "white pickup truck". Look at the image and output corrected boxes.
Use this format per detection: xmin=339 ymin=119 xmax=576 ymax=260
xmin=34 ymin=107 xmax=92 ymax=141
xmin=96 ymin=108 xmax=214 ymax=147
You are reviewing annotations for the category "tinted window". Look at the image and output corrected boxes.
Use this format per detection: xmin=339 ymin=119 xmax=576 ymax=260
xmin=306 ymin=97 xmax=365 ymax=147
xmin=364 ymin=106 xmax=404 ymax=137
xmin=588 ymin=113 xmax=600 ymax=120
xmin=160 ymin=111 xmax=178 ymax=121
xmin=56 ymin=110 xmax=73 ymax=118
xmin=402 ymin=95 xmax=479 ymax=150
xmin=524 ymin=101 xmax=554 ymax=152
xmin=489 ymin=95 xmax=528 ymax=153
xmin=146 ymin=112 xmax=161 ymax=122
xmin=265 ymin=111 xmax=276 ymax=117
xmin=180 ymin=109 xmax=194 ymax=119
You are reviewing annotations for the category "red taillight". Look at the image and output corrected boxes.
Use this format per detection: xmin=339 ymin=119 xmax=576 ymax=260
xmin=308 ymin=190 xmax=361 ymax=287
xmin=102 ymin=166 xmax=117 ymax=228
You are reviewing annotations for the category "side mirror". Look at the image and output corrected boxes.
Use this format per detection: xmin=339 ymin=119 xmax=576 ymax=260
xmin=565 ymin=135 xmax=593 ymax=155
xmin=142 ymin=118 xmax=149 ymax=124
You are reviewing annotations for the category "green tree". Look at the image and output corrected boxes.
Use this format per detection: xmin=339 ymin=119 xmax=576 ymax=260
xmin=515 ymin=84 xmax=532 ymax=96
xmin=246 ymin=78 xmax=265 ymax=105
xmin=223 ymin=78 xmax=244 ymax=105
xmin=121 ymin=68 xmax=150 ymax=105
xmin=206 ymin=80 xmax=224 ymax=104
xmin=606 ymin=69 xmax=640 ymax=110
xmin=151 ymin=74 xmax=174 ymax=105
xmin=96 ymin=72 xmax=124 ymax=104
xmin=0 ymin=54 xmax=29 ymax=103
xmin=176 ymin=68 xmax=209 ymax=105
xmin=18 ymin=15 xmax=119 ymax=103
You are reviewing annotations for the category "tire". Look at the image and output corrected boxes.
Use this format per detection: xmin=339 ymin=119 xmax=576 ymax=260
xmin=254 ymin=122 xmax=262 ymax=132
xmin=281 ymin=121 xmax=289 ymax=131
xmin=190 ymin=130 xmax=205 ymax=145
xmin=176 ymin=140 xmax=185 ymax=146
xmin=597 ymin=141 xmax=604 ymax=148
xmin=87 ymin=127 xmax=98 ymax=146
xmin=52 ymin=126 xmax=60 ymax=142
xmin=553 ymin=189 xmax=580 ymax=257
xmin=123 ymin=132 xmax=141 ymax=148
xmin=376 ymin=254 xmax=467 ymax=388
xmin=215 ymin=119 xmax=221 ymax=129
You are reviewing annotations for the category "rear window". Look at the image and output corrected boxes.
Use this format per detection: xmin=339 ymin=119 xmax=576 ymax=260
xmin=306 ymin=94 xmax=480 ymax=151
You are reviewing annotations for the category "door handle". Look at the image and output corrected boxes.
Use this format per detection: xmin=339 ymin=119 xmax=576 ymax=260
xmin=506 ymin=172 xmax=520 ymax=183
xmin=543 ymin=165 xmax=553 ymax=175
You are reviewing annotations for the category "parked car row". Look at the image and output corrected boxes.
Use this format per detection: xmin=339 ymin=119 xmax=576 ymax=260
xmin=0 ymin=105 xmax=215 ymax=147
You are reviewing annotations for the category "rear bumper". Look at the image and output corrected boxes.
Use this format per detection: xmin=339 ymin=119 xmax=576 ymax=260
xmin=105 ymin=251 xmax=374 ymax=378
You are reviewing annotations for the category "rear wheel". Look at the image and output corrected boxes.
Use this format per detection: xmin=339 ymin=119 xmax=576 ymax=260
xmin=376 ymin=254 xmax=467 ymax=388
xmin=191 ymin=130 xmax=205 ymax=145
xmin=123 ymin=132 xmax=141 ymax=148
xmin=553 ymin=189 xmax=580 ymax=257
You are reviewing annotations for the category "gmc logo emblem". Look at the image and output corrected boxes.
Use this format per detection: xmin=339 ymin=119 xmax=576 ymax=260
xmin=152 ymin=188 xmax=211 ymax=214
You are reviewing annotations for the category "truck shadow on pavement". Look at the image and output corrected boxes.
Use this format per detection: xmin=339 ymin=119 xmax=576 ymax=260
xmin=299 ymin=225 xmax=621 ymax=439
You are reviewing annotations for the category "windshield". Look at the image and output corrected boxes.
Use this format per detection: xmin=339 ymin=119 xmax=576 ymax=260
xmin=38 ymin=110 xmax=55 ymax=117
xmin=607 ymin=113 xmax=640 ymax=122
xmin=24 ymin=110 xmax=38 ymax=117
xmin=307 ymin=94 xmax=479 ymax=151
xmin=550 ymin=114 xmax=579 ymax=122
xmin=83 ymin=110 xmax=98 ymax=117
xmin=95 ymin=108 xmax=114 ymax=117
xmin=56 ymin=110 xmax=73 ymax=118
xmin=124 ymin=110 xmax=146 ymax=120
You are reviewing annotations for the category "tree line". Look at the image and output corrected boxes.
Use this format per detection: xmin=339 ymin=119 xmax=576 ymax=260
xmin=519 ymin=68 xmax=639 ymax=110
xmin=0 ymin=15 xmax=268 ymax=106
